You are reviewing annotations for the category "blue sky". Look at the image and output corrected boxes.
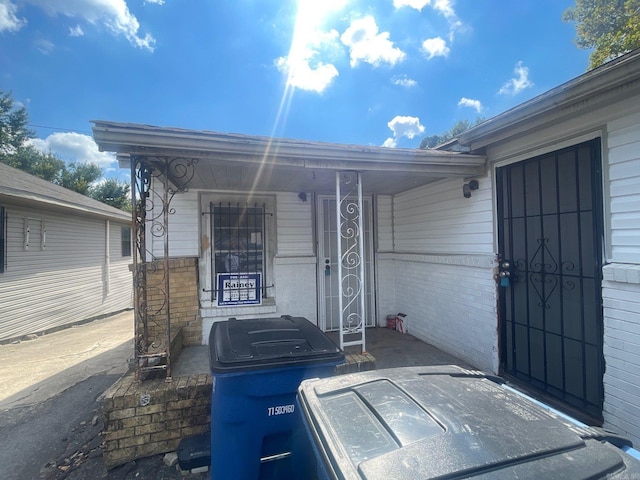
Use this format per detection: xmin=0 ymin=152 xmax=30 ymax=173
xmin=1 ymin=0 xmax=591 ymax=181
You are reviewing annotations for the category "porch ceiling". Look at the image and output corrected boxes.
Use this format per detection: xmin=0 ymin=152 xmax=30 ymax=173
xmin=92 ymin=121 xmax=486 ymax=195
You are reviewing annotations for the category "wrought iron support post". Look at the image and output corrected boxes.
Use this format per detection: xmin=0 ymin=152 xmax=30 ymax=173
xmin=130 ymin=155 xmax=197 ymax=381
xmin=336 ymin=171 xmax=366 ymax=352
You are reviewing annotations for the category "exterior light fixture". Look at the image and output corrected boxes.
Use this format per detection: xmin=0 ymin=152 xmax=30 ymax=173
xmin=463 ymin=180 xmax=479 ymax=198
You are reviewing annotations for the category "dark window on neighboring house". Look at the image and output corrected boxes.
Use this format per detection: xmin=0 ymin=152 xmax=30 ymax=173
xmin=0 ymin=206 xmax=5 ymax=273
xmin=121 ymin=226 xmax=131 ymax=257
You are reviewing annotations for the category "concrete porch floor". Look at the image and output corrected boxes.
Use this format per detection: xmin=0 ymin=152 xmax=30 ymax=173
xmin=327 ymin=327 xmax=468 ymax=369
xmin=172 ymin=326 xmax=468 ymax=377
xmin=102 ymin=326 xmax=470 ymax=467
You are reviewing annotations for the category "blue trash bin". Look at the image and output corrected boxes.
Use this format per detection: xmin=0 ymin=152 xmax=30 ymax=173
xmin=209 ymin=315 xmax=344 ymax=480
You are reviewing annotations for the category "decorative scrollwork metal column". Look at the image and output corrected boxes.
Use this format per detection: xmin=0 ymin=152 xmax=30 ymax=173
xmin=336 ymin=171 xmax=366 ymax=352
xmin=131 ymin=155 xmax=198 ymax=381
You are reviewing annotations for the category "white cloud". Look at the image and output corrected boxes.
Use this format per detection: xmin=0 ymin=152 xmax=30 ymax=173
xmin=341 ymin=16 xmax=405 ymax=68
xmin=383 ymin=137 xmax=397 ymax=148
xmin=394 ymin=0 xmax=456 ymax=18
xmin=433 ymin=0 xmax=456 ymax=18
xmin=144 ymin=0 xmax=164 ymax=4
xmin=69 ymin=24 xmax=84 ymax=36
xmin=458 ymin=97 xmax=482 ymax=113
xmin=275 ymin=54 xmax=339 ymax=94
xmin=393 ymin=0 xmax=430 ymax=9
xmin=383 ymin=115 xmax=425 ymax=148
xmin=35 ymin=39 xmax=55 ymax=54
xmin=276 ymin=2 xmax=345 ymax=93
xmin=392 ymin=74 xmax=418 ymax=88
xmin=29 ymin=132 xmax=116 ymax=170
xmin=499 ymin=61 xmax=533 ymax=95
xmin=20 ymin=0 xmax=155 ymax=51
xmin=421 ymin=37 xmax=449 ymax=59
xmin=0 ymin=0 xmax=26 ymax=32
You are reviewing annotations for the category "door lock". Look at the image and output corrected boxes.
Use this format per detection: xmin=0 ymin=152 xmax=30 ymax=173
xmin=495 ymin=259 xmax=513 ymax=287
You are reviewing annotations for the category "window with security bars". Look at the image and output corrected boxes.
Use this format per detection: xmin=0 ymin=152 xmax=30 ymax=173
xmin=0 ymin=206 xmax=5 ymax=273
xmin=211 ymin=202 xmax=265 ymax=295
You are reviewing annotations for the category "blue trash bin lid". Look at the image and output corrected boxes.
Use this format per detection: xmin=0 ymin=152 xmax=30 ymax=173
xmin=209 ymin=315 xmax=344 ymax=372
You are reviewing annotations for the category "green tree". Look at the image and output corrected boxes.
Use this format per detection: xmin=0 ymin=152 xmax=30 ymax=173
xmin=0 ymin=91 xmax=33 ymax=159
xmin=59 ymin=162 xmax=103 ymax=195
xmin=90 ymin=179 xmax=132 ymax=212
xmin=3 ymin=144 xmax=66 ymax=182
xmin=563 ymin=0 xmax=640 ymax=69
xmin=419 ymin=119 xmax=484 ymax=149
xmin=0 ymin=90 xmax=129 ymax=210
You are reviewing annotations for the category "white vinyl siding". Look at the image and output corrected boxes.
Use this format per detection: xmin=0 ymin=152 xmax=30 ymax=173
xmin=0 ymin=204 xmax=132 ymax=341
xmin=608 ymin=112 xmax=640 ymax=264
xmin=393 ymin=176 xmax=494 ymax=255
xmin=375 ymin=195 xmax=393 ymax=252
xmin=600 ymin=110 xmax=640 ymax=446
xmin=276 ymin=192 xmax=313 ymax=256
xmin=149 ymin=188 xmax=199 ymax=258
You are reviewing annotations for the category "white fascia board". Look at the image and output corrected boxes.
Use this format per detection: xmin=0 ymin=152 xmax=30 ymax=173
xmin=92 ymin=121 xmax=486 ymax=173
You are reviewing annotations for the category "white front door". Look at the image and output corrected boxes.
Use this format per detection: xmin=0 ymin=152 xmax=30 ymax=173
xmin=317 ymin=196 xmax=375 ymax=332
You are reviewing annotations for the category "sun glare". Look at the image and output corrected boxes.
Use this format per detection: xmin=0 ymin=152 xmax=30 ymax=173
xmin=267 ymin=0 xmax=347 ymax=166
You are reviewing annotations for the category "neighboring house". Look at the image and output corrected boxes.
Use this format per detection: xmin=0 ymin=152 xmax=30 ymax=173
xmin=92 ymin=48 xmax=640 ymax=446
xmin=0 ymin=162 xmax=133 ymax=342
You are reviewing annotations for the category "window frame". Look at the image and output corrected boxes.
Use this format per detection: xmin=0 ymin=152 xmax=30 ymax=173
xmin=200 ymin=194 xmax=276 ymax=305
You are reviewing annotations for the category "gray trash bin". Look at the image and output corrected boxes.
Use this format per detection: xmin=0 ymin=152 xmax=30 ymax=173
xmin=297 ymin=365 xmax=640 ymax=479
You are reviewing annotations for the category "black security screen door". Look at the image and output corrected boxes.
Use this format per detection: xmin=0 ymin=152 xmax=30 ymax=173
xmin=497 ymin=138 xmax=604 ymax=421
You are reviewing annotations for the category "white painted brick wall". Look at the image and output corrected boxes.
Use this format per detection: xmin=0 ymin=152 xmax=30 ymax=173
xmin=392 ymin=254 xmax=498 ymax=373
xmin=602 ymin=269 xmax=640 ymax=446
xmin=375 ymin=255 xmax=397 ymax=327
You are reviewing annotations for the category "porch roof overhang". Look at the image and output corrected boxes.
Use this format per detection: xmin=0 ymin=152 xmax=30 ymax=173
xmin=92 ymin=121 xmax=486 ymax=195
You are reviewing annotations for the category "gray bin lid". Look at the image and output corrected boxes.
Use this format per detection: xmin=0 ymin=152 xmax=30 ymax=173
xmin=209 ymin=315 xmax=343 ymax=373
xmin=297 ymin=365 xmax=640 ymax=479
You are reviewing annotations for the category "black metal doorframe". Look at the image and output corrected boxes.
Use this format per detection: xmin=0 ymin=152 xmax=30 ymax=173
xmin=497 ymin=138 xmax=605 ymax=421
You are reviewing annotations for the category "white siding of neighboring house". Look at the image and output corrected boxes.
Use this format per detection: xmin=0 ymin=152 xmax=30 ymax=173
xmin=0 ymin=204 xmax=132 ymax=341
xmin=602 ymin=111 xmax=640 ymax=445
xmin=389 ymin=176 xmax=499 ymax=373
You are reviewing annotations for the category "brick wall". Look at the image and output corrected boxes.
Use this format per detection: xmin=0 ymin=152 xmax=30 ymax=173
xmin=392 ymin=253 xmax=499 ymax=374
xmin=101 ymin=355 xmax=372 ymax=469
xmin=602 ymin=265 xmax=640 ymax=447
xmin=102 ymin=373 xmax=212 ymax=469
xmin=141 ymin=257 xmax=202 ymax=346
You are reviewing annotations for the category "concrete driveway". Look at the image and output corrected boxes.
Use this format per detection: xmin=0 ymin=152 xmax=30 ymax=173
xmin=0 ymin=311 xmax=134 ymax=480
xmin=0 ymin=311 xmax=134 ymax=410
